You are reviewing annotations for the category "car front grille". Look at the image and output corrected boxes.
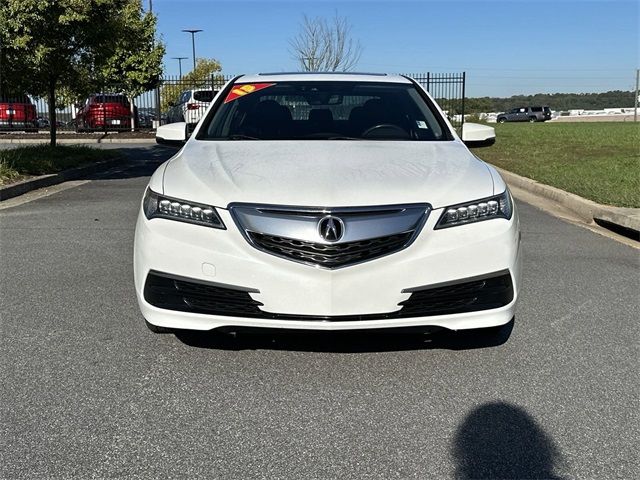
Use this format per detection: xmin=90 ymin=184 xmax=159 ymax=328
xmin=143 ymin=270 xmax=513 ymax=321
xmin=229 ymin=203 xmax=430 ymax=269
xmin=247 ymin=231 xmax=415 ymax=268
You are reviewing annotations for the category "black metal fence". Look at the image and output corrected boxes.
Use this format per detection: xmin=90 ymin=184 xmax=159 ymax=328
xmin=409 ymin=72 xmax=466 ymax=130
xmin=156 ymin=74 xmax=231 ymax=127
xmin=1 ymin=72 xmax=465 ymax=133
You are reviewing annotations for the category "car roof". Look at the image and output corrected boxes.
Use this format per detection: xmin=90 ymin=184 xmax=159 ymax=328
xmin=238 ymin=72 xmax=412 ymax=84
xmin=0 ymin=95 xmax=32 ymax=102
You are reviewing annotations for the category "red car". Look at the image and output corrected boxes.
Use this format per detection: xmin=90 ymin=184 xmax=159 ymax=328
xmin=76 ymin=94 xmax=137 ymax=132
xmin=0 ymin=95 xmax=38 ymax=131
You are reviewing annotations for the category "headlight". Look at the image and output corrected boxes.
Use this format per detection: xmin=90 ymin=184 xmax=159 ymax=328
xmin=435 ymin=190 xmax=512 ymax=229
xmin=142 ymin=188 xmax=225 ymax=229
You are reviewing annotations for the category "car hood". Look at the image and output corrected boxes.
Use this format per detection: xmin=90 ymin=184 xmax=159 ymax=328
xmin=162 ymin=140 xmax=494 ymax=209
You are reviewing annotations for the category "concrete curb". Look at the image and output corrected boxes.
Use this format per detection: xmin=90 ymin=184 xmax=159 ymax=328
xmin=496 ymin=167 xmax=640 ymax=236
xmin=0 ymin=137 xmax=154 ymax=144
xmin=2 ymin=149 xmax=637 ymax=239
xmin=0 ymin=156 xmax=125 ymax=201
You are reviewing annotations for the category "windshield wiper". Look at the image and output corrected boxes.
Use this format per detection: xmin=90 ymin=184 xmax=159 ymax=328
xmin=326 ymin=136 xmax=362 ymax=140
xmin=227 ymin=134 xmax=260 ymax=140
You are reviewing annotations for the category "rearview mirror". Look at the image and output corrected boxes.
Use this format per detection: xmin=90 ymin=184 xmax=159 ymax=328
xmin=156 ymin=122 xmax=187 ymax=147
xmin=462 ymin=122 xmax=496 ymax=147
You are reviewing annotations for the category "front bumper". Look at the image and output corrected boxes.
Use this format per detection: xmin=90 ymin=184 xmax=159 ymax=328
xmin=0 ymin=120 xmax=35 ymax=128
xmin=87 ymin=117 xmax=131 ymax=128
xmin=134 ymin=205 xmax=521 ymax=331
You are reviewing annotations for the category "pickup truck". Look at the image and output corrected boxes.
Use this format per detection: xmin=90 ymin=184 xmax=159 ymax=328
xmin=0 ymin=95 xmax=38 ymax=131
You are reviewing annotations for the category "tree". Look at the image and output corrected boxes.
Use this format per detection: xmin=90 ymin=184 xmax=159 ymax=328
xmin=463 ymin=91 xmax=636 ymax=113
xmin=160 ymin=58 xmax=223 ymax=113
xmin=0 ymin=0 xmax=164 ymax=145
xmin=289 ymin=14 xmax=363 ymax=72
xmin=93 ymin=1 xmax=165 ymax=130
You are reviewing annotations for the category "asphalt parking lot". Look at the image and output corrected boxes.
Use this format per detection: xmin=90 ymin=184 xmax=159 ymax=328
xmin=1 ymin=145 xmax=638 ymax=479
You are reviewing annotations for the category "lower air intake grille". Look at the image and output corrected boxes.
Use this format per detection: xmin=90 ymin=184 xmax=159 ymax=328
xmin=144 ymin=270 xmax=513 ymax=320
xmin=399 ymin=271 xmax=514 ymax=316
xmin=144 ymin=271 xmax=264 ymax=317
xmin=247 ymin=231 xmax=414 ymax=268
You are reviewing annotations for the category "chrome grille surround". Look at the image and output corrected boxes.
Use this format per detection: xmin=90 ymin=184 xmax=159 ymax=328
xmin=229 ymin=203 xmax=431 ymax=269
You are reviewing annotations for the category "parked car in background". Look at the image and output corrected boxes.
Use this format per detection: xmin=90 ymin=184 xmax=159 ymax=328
xmin=0 ymin=95 xmax=37 ymax=131
xmin=497 ymin=106 xmax=551 ymax=123
xmin=36 ymin=116 xmax=50 ymax=129
xmin=137 ymin=111 xmax=156 ymax=129
xmin=75 ymin=94 xmax=137 ymax=132
xmin=166 ymin=89 xmax=217 ymax=126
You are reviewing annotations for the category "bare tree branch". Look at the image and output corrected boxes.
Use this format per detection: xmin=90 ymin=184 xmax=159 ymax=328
xmin=289 ymin=14 xmax=363 ymax=72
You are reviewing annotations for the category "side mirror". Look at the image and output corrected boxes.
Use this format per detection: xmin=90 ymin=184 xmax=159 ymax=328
xmin=156 ymin=122 xmax=187 ymax=147
xmin=462 ymin=122 xmax=496 ymax=147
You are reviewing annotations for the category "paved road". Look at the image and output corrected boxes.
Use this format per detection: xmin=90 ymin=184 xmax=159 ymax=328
xmin=1 ymin=146 xmax=638 ymax=479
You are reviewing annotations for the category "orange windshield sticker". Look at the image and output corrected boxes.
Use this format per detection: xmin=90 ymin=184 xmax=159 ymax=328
xmin=224 ymin=83 xmax=275 ymax=103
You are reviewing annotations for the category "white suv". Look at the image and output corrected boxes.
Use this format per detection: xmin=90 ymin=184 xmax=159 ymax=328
xmin=166 ymin=89 xmax=216 ymax=126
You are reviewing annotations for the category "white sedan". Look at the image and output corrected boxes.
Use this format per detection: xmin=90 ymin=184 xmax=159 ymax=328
xmin=136 ymin=73 xmax=520 ymax=341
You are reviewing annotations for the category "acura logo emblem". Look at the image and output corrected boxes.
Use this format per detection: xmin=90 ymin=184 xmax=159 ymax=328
xmin=318 ymin=215 xmax=345 ymax=242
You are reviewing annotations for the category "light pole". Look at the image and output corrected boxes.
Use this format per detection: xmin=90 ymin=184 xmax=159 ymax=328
xmin=172 ymin=57 xmax=188 ymax=78
xmin=182 ymin=29 xmax=203 ymax=71
xmin=635 ymin=68 xmax=639 ymax=123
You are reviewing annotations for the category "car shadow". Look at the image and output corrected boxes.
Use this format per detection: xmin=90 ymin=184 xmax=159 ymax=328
xmin=82 ymin=145 xmax=174 ymax=181
xmin=173 ymin=318 xmax=514 ymax=353
xmin=451 ymin=401 xmax=567 ymax=479
xmin=37 ymin=144 xmax=172 ymax=184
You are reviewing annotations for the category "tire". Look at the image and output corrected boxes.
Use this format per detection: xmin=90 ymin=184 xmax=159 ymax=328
xmin=498 ymin=117 xmax=506 ymax=124
xmin=529 ymin=117 xmax=537 ymax=123
xmin=144 ymin=319 xmax=173 ymax=334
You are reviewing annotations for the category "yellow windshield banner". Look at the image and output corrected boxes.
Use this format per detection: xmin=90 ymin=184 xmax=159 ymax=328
xmin=224 ymin=83 xmax=275 ymax=103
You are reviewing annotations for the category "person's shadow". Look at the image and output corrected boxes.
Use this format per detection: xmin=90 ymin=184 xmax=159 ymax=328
xmin=452 ymin=402 xmax=566 ymax=479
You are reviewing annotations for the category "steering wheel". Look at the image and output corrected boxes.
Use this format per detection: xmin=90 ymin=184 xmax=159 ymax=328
xmin=361 ymin=124 xmax=409 ymax=138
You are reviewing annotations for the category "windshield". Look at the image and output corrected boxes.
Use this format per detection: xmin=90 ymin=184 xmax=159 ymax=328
xmin=0 ymin=95 xmax=31 ymax=103
xmin=193 ymin=90 xmax=215 ymax=102
xmin=198 ymin=81 xmax=448 ymax=141
xmin=93 ymin=95 xmax=128 ymax=104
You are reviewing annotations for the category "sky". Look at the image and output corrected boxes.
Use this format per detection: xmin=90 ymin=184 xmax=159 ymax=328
xmin=152 ymin=0 xmax=639 ymax=97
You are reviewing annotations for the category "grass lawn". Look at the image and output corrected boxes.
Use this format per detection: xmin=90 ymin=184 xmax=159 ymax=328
xmin=470 ymin=122 xmax=640 ymax=208
xmin=0 ymin=145 xmax=120 ymax=186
